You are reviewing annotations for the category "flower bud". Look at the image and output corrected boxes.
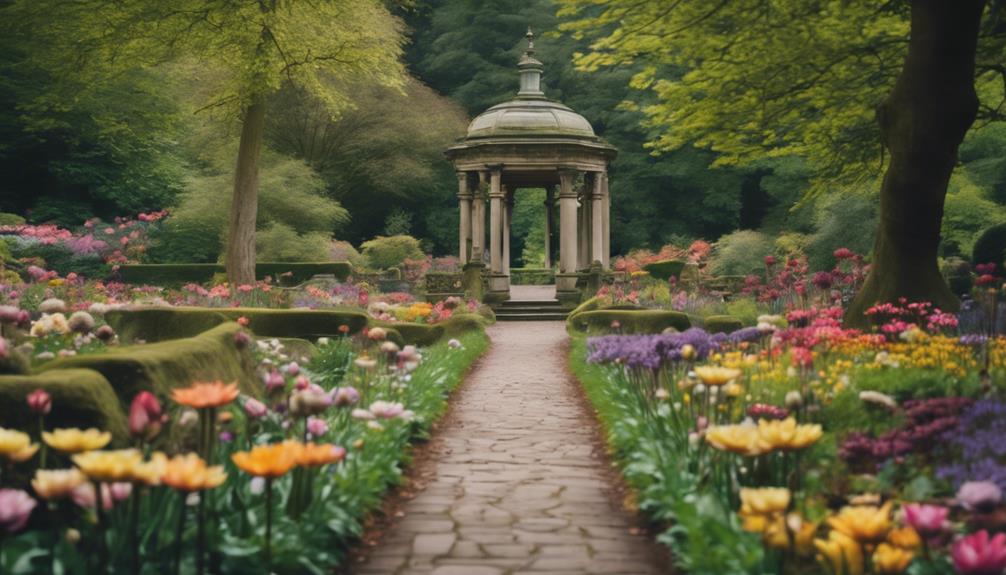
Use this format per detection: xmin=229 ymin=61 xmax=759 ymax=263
xmin=27 ymin=388 xmax=51 ymax=415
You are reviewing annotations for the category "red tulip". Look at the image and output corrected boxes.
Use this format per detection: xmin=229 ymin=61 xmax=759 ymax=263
xmin=27 ymin=389 xmax=51 ymax=415
xmin=129 ymin=391 xmax=163 ymax=440
xmin=953 ymin=530 xmax=1006 ymax=575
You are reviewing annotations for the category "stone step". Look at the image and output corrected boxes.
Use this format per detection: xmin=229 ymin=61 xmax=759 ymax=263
xmin=496 ymin=305 xmax=568 ymax=314
xmin=495 ymin=312 xmax=569 ymax=321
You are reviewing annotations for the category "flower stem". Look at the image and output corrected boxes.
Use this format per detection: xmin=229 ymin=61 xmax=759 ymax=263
xmin=130 ymin=486 xmax=142 ymax=574
xmin=196 ymin=492 xmax=206 ymax=575
xmin=94 ymin=482 xmax=107 ymax=574
xmin=174 ymin=492 xmax=186 ymax=575
xmin=264 ymin=478 xmax=273 ymax=568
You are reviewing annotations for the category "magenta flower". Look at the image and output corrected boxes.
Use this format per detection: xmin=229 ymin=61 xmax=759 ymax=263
xmin=243 ymin=397 xmax=268 ymax=419
xmin=0 ymin=489 xmax=36 ymax=533
xmin=332 ymin=386 xmax=360 ymax=407
xmin=263 ymin=370 xmax=286 ymax=392
xmin=307 ymin=417 xmax=329 ymax=437
xmin=129 ymin=391 xmax=162 ymax=440
xmin=27 ymin=388 xmax=51 ymax=415
xmin=953 ymin=530 xmax=1006 ymax=575
xmin=904 ymin=503 xmax=950 ymax=538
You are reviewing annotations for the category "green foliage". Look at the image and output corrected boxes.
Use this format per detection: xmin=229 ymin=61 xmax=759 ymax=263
xmin=724 ymin=299 xmax=762 ymax=327
xmin=0 ymin=212 xmax=25 ymax=226
xmin=383 ymin=208 xmax=413 ymax=236
xmin=360 ymin=235 xmax=424 ymax=270
xmin=642 ymin=260 xmax=685 ymax=281
xmin=942 ymin=172 xmax=1006 ymax=257
xmin=256 ymin=223 xmax=331 ymax=263
xmin=973 ymin=222 xmax=1006 ymax=266
xmin=710 ymin=230 xmax=775 ymax=276
xmin=703 ymin=315 xmax=743 ymax=334
xmin=806 ymin=193 xmax=878 ymax=270
xmin=11 ymin=242 xmax=107 ymax=278
xmin=567 ymin=309 xmax=691 ymax=335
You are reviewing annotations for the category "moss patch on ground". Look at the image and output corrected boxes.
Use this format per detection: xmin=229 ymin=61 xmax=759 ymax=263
xmin=37 ymin=322 xmax=260 ymax=403
xmin=0 ymin=369 xmax=130 ymax=442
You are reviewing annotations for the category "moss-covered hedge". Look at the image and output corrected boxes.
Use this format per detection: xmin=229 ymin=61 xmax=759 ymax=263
xmin=370 ymin=320 xmax=444 ymax=347
xmin=438 ymin=313 xmax=491 ymax=339
xmin=0 ymin=369 xmax=130 ymax=442
xmin=566 ymin=309 xmax=691 ymax=335
xmin=702 ymin=315 xmax=744 ymax=334
xmin=37 ymin=323 xmax=260 ymax=402
xmin=643 ymin=259 xmax=686 ymax=281
xmin=107 ymin=306 xmax=369 ymax=343
xmin=116 ymin=262 xmax=352 ymax=286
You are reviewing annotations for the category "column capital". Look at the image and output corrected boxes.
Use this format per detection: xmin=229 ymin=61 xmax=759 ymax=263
xmin=456 ymin=172 xmax=473 ymax=199
xmin=557 ymin=169 xmax=579 ymax=198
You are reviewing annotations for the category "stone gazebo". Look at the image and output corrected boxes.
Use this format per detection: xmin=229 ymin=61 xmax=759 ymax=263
xmin=445 ymin=29 xmax=617 ymax=304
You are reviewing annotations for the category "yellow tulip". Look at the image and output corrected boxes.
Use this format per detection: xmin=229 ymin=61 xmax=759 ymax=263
xmin=694 ymin=366 xmax=742 ymax=386
xmin=231 ymin=441 xmax=301 ymax=478
xmin=72 ymin=449 xmax=144 ymax=482
xmin=0 ymin=427 xmax=38 ymax=462
xmin=887 ymin=526 xmax=922 ymax=550
xmin=43 ymin=428 xmax=112 ymax=454
xmin=815 ymin=531 xmax=864 ymax=575
xmin=757 ymin=418 xmax=823 ymax=451
xmin=740 ymin=487 xmax=791 ymax=516
xmin=872 ymin=543 xmax=914 ymax=574
xmin=130 ymin=452 xmax=169 ymax=486
xmin=705 ymin=424 xmax=766 ymax=456
xmin=32 ymin=469 xmax=86 ymax=500
xmin=161 ymin=453 xmax=227 ymax=492
xmin=827 ymin=501 xmax=893 ymax=544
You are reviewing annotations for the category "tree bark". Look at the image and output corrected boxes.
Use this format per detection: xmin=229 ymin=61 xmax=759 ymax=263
xmin=225 ymin=97 xmax=266 ymax=286
xmin=846 ymin=0 xmax=986 ymax=326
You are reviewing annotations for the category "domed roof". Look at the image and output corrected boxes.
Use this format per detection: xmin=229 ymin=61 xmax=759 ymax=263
xmin=466 ymin=99 xmax=597 ymax=140
xmin=462 ymin=28 xmax=598 ymax=142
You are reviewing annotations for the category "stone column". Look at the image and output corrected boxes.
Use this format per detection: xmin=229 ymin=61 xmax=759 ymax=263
xmin=503 ymin=187 xmax=512 ymax=276
xmin=592 ymin=172 xmax=604 ymax=267
xmin=558 ymin=171 xmax=578 ymax=275
xmin=457 ymin=172 xmax=472 ymax=263
xmin=601 ymin=171 xmax=610 ymax=269
xmin=578 ymin=175 xmax=592 ymax=270
xmin=489 ymin=170 xmax=503 ymax=274
xmin=472 ymin=172 xmax=487 ymax=262
xmin=543 ymin=186 xmax=555 ymax=269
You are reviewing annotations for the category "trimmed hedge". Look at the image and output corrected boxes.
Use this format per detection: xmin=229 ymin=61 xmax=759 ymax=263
xmin=107 ymin=306 xmax=369 ymax=343
xmin=567 ymin=309 xmax=692 ymax=335
xmin=37 ymin=323 xmax=260 ymax=402
xmin=370 ymin=320 xmax=444 ymax=347
xmin=0 ymin=369 xmax=129 ymax=443
xmin=973 ymin=223 xmax=1006 ymax=268
xmin=116 ymin=261 xmax=352 ymax=286
xmin=703 ymin=315 xmax=744 ymax=334
xmin=643 ymin=259 xmax=686 ymax=281
xmin=438 ymin=313 xmax=492 ymax=339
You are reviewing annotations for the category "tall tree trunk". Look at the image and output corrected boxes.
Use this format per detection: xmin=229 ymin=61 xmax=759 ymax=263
xmin=225 ymin=97 xmax=266 ymax=286
xmin=846 ymin=0 xmax=985 ymax=327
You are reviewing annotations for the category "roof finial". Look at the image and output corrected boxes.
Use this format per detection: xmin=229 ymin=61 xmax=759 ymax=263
xmin=525 ymin=26 xmax=535 ymax=56
xmin=517 ymin=26 xmax=544 ymax=98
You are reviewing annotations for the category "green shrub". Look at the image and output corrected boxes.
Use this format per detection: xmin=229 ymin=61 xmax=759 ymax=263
xmin=256 ymin=222 xmax=332 ymax=262
xmin=12 ymin=242 xmax=107 ymax=278
xmin=106 ymin=306 xmax=368 ymax=343
xmin=38 ymin=323 xmax=259 ymax=406
xmin=116 ymin=262 xmax=352 ymax=286
xmin=0 ymin=213 xmax=26 ymax=226
xmin=724 ymin=298 xmax=762 ymax=326
xmin=370 ymin=319 xmax=444 ymax=346
xmin=806 ymin=194 xmax=878 ymax=270
xmin=438 ymin=313 xmax=490 ymax=338
xmin=703 ymin=315 xmax=743 ymax=334
xmin=643 ymin=259 xmax=685 ymax=281
xmin=360 ymin=235 xmax=423 ymax=270
xmin=0 ymin=369 xmax=130 ymax=443
xmin=774 ymin=232 xmax=811 ymax=258
xmin=973 ymin=222 xmax=1006 ymax=267
xmin=567 ymin=309 xmax=691 ymax=335
xmin=710 ymin=230 xmax=775 ymax=276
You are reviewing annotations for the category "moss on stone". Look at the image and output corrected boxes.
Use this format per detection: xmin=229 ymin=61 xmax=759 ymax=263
xmin=370 ymin=320 xmax=445 ymax=347
xmin=643 ymin=259 xmax=686 ymax=281
xmin=107 ymin=306 xmax=369 ymax=343
xmin=37 ymin=323 xmax=260 ymax=402
xmin=567 ymin=309 xmax=691 ymax=335
xmin=703 ymin=315 xmax=744 ymax=334
xmin=0 ymin=369 xmax=129 ymax=442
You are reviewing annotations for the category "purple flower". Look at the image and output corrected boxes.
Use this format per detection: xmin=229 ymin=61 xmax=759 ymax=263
xmin=307 ymin=417 xmax=328 ymax=437
xmin=0 ymin=489 xmax=36 ymax=533
xmin=243 ymin=398 xmax=268 ymax=419
xmin=332 ymin=386 xmax=360 ymax=407
xmin=263 ymin=370 xmax=286 ymax=392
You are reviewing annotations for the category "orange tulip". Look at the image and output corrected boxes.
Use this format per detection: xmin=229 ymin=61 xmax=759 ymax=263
xmin=296 ymin=443 xmax=346 ymax=467
xmin=171 ymin=381 xmax=239 ymax=409
xmin=231 ymin=441 xmax=301 ymax=478
xmin=161 ymin=453 xmax=227 ymax=492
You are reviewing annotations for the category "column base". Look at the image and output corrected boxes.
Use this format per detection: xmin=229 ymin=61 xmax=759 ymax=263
xmin=461 ymin=262 xmax=486 ymax=302
xmin=485 ymin=273 xmax=511 ymax=304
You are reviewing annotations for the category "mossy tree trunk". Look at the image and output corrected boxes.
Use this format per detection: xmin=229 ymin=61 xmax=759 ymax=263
xmin=225 ymin=97 xmax=265 ymax=286
xmin=846 ymin=0 xmax=985 ymax=326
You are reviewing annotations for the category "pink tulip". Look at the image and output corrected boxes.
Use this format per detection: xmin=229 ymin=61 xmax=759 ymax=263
xmin=0 ymin=489 xmax=36 ymax=533
xmin=243 ymin=397 xmax=268 ymax=419
xmin=264 ymin=370 xmax=286 ymax=392
xmin=129 ymin=391 xmax=162 ymax=440
xmin=27 ymin=388 xmax=51 ymax=415
xmin=953 ymin=530 xmax=1006 ymax=575
xmin=904 ymin=503 xmax=950 ymax=538
xmin=307 ymin=417 xmax=328 ymax=437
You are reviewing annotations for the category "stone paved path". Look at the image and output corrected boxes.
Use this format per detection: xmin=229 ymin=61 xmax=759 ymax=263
xmin=353 ymin=322 xmax=664 ymax=575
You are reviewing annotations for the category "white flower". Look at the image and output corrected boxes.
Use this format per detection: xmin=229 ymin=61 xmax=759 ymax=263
xmin=88 ymin=303 xmax=109 ymax=315
xmin=351 ymin=408 xmax=375 ymax=421
xmin=38 ymin=298 xmax=67 ymax=314
xmin=447 ymin=339 xmax=462 ymax=349
xmin=859 ymin=390 xmax=898 ymax=411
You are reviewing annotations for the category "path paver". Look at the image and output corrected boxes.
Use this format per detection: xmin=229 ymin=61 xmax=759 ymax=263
xmin=353 ymin=322 xmax=664 ymax=574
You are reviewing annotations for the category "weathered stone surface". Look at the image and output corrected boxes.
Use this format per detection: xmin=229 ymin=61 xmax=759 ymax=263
xmin=352 ymin=322 xmax=662 ymax=574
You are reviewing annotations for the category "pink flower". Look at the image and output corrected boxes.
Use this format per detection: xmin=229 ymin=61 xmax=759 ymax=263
xmin=332 ymin=386 xmax=360 ymax=407
xmin=953 ymin=530 xmax=1006 ymax=575
xmin=833 ymin=247 xmax=854 ymax=260
xmin=764 ymin=255 xmax=777 ymax=266
xmin=0 ymin=489 xmax=36 ymax=533
xmin=904 ymin=503 xmax=950 ymax=538
xmin=0 ymin=305 xmax=21 ymax=324
xmin=957 ymin=481 xmax=1003 ymax=513
xmin=27 ymin=389 xmax=51 ymax=415
xmin=264 ymin=370 xmax=286 ymax=392
xmin=307 ymin=417 xmax=328 ymax=437
xmin=284 ymin=362 xmax=300 ymax=377
xmin=129 ymin=391 xmax=162 ymax=440
xmin=243 ymin=397 xmax=268 ymax=419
